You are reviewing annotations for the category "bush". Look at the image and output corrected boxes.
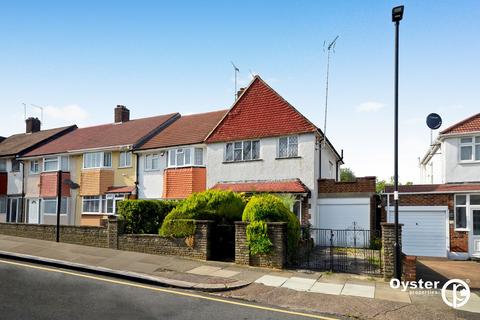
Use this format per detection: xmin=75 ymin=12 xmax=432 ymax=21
xmin=117 ymin=199 xmax=177 ymax=234
xmin=246 ymin=220 xmax=273 ymax=255
xmin=242 ymin=194 xmax=300 ymax=258
xmin=159 ymin=190 xmax=245 ymax=237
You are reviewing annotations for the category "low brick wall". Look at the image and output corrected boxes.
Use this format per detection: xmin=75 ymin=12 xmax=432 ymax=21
xmin=0 ymin=222 xmax=108 ymax=248
xmin=382 ymin=222 xmax=403 ymax=280
xmin=235 ymin=221 xmax=287 ymax=269
xmin=118 ymin=220 xmax=212 ymax=260
xmin=449 ymin=224 xmax=468 ymax=253
xmin=403 ymin=255 xmax=417 ymax=281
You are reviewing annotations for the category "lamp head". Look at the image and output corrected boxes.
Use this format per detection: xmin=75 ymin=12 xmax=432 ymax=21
xmin=392 ymin=5 xmax=404 ymax=22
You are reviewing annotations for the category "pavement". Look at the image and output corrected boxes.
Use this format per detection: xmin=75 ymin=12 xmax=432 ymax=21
xmin=417 ymin=258 xmax=480 ymax=289
xmin=0 ymin=234 xmax=479 ymax=319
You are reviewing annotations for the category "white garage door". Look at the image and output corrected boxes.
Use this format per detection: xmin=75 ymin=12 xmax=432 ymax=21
xmin=317 ymin=198 xmax=371 ymax=230
xmin=387 ymin=206 xmax=448 ymax=257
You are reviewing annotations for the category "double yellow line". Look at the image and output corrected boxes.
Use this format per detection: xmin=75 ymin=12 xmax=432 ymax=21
xmin=0 ymin=258 xmax=338 ymax=320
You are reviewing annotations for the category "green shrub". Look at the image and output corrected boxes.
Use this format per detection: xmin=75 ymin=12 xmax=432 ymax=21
xmin=117 ymin=199 xmax=177 ymax=234
xmin=160 ymin=219 xmax=196 ymax=238
xmin=242 ymin=194 xmax=300 ymax=258
xmin=159 ymin=189 xmax=245 ymax=237
xmin=246 ymin=220 xmax=273 ymax=255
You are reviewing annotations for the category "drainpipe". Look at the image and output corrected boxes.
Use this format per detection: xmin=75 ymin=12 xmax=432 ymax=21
xmin=21 ymin=159 xmax=25 ymax=223
xmin=335 ymin=149 xmax=344 ymax=181
xmin=134 ymin=153 xmax=139 ymax=199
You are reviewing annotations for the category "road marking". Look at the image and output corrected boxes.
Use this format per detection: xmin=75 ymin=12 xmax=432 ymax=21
xmin=0 ymin=258 xmax=338 ymax=320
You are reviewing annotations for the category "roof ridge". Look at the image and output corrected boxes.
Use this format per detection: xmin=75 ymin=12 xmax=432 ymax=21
xmin=73 ymin=112 xmax=180 ymax=131
xmin=440 ymin=112 xmax=480 ymax=134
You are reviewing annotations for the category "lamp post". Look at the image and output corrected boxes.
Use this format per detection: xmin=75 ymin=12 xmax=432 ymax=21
xmin=392 ymin=5 xmax=404 ymax=280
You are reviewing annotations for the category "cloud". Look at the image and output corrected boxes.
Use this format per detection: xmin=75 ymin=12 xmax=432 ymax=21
xmin=355 ymin=101 xmax=385 ymax=113
xmin=44 ymin=104 xmax=88 ymax=122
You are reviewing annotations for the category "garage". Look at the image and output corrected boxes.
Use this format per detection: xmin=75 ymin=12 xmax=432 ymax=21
xmin=387 ymin=206 xmax=448 ymax=257
xmin=317 ymin=197 xmax=371 ymax=230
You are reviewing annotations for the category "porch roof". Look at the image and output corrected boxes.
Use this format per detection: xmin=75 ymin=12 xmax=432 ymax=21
xmin=211 ymin=179 xmax=309 ymax=194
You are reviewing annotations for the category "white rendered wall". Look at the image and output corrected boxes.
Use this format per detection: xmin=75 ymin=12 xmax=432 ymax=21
xmin=444 ymin=137 xmax=480 ymax=183
xmin=137 ymin=152 xmax=167 ymax=199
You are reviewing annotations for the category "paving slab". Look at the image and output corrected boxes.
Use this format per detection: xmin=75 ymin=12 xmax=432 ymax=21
xmin=186 ymin=266 xmax=222 ymax=276
xmin=375 ymin=283 xmax=411 ymax=303
xmin=341 ymin=283 xmax=375 ymax=298
xmin=254 ymin=275 xmax=289 ymax=287
xmin=281 ymin=277 xmax=317 ymax=291
xmin=210 ymin=269 xmax=240 ymax=278
xmin=309 ymin=281 xmax=344 ymax=295
xmin=443 ymin=289 xmax=480 ymax=313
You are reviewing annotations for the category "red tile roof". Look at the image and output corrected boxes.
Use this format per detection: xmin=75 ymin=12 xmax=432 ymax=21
xmin=24 ymin=113 xmax=179 ymax=157
xmin=384 ymin=184 xmax=480 ymax=193
xmin=211 ymin=179 xmax=309 ymax=193
xmin=440 ymin=113 xmax=480 ymax=135
xmin=106 ymin=186 xmax=135 ymax=194
xmin=138 ymin=110 xmax=228 ymax=150
xmin=206 ymin=76 xmax=318 ymax=143
xmin=0 ymin=126 xmax=77 ymax=157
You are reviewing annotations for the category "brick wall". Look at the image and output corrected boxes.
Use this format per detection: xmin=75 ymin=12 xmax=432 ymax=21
xmin=80 ymin=169 xmax=114 ymax=196
xmin=382 ymin=222 xmax=402 ymax=280
xmin=403 ymin=255 xmax=417 ymax=281
xmin=235 ymin=221 xmax=287 ymax=269
xmin=39 ymin=172 xmax=71 ymax=197
xmin=0 ymin=172 xmax=7 ymax=195
xmin=319 ymin=176 xmax=376 ymax=194
xmin=301 ymin=197 xmax=310 ymax=226
xmin=163 ymin=167 xmax=206 ymax=199
xmin=381 ymin=193 xmax=454 ymax=222
xmin=449 ymin=224 xmax=468 ymax=252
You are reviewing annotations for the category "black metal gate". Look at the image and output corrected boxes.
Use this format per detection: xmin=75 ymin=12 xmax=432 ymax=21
xmin=291 ymin=227 xmax=382 ymax=275
xmin=210 ymin=224 xmax=235 ymax=262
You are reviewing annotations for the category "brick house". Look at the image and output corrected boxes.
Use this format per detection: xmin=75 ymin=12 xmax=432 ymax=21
xmin=0 ymin=118 xmax=76 ymax=224
xmin=383 ymin=113 xmax=480 ymax=259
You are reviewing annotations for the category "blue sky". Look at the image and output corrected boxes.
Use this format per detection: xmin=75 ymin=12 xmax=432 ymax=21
xmin=1 ymin=1 xmax=479 ymax=182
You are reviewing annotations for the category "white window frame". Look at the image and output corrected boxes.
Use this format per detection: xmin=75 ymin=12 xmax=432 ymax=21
xmin=119 ymin=151 xmax=132 ymax=168
xmin=30 ymin=160 xmax=40 ymax=174
xmin=168 ymin=147 xmax=204 ymax=168
xmin=42 ymin=197 xmax=68 ymax=216
xmin=144 ymin=153 xmax=161 ymax=171
xmin=224 ymin=140 xmax=260 ymax=162
xmin=43 ymin=156 xmax=59 ymax=172
xmin=82 ymin=194 xmax=125 ymax=215
xmin=0 ymin=159 xmax=6 ymax=172
xmin=42 ymin=156 xmax=69 ymax=172
xmin=277 ymin=136 xmax=299 ymax=158
xmin=83 ymin=152 xmax=112 ymax=169
xmin=459 ymin=136 xmax=480 ymax=162
xmin=455 ymin=194 xmax=468 ymax=231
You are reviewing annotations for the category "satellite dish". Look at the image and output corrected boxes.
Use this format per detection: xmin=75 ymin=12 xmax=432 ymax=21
xmin=64 ymin=178 xmax=80 ymax=190
xmin=426 ymin=113 xmax=442 ymax=130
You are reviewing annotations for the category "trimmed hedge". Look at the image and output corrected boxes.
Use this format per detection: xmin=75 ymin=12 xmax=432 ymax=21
xmin=117 ymin=200 xmax=177 ymax=234
xmin=242 ymin=194 xmax=300 ymax=258
xmin=160 ymin=190 xmax=245 ymax=237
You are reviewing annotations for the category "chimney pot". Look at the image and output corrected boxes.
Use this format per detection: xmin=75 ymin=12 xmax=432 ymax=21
xmin=26 ymin=117 xmax=41 ymax=133
xmin=236 ymin=87 xmax=246 ymax=99
xmin=114 ymin=105 xmax=130 ymax=123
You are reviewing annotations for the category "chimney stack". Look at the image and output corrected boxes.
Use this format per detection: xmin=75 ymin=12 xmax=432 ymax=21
xmin=236 ymin=87 xmax=246 ymax=99
xmin=114 ymin=105 xmax=130 ymax=123
xmin=26 ymin=117 xmax=41 ymax=133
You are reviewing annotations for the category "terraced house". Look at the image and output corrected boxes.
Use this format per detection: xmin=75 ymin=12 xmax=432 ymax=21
xmin=20 ymin=106 xmax=179 ymax=226
xmin=0 ymin=118 xmax=76 ymax=223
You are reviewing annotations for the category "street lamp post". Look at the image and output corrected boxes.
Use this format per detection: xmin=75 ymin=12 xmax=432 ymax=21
xmin=392 ymin=5 xmax=404 ymax=280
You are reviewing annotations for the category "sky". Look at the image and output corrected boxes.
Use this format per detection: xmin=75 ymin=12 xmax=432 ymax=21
xmin=0 ymin=0 xmax=479 ymax=183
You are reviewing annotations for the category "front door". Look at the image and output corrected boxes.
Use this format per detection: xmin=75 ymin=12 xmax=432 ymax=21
xmin=7 ymin=198 xmax=21 ymax=223
xmin=28 ymin=199 xmax=40 ymax=224
xmin=471 ymin=209 xmax=480 ymax=257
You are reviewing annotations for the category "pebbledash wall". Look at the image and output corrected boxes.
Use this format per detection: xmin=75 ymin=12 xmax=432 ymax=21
xmin=0 ymin=217 xmax=212 ymax=260
xmin=382 ymin=193 xmax=468 ymax=254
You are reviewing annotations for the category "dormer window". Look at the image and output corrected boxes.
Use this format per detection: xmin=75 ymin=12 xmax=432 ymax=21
xmin=459 ymin=136 xmax=480 ymax=162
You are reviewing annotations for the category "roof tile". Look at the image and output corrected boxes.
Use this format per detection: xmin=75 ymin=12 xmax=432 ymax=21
xmin=212 ymin=179 xmax=309 ymax=193
xmin=440 ymin=113 xmax=480 ymax=135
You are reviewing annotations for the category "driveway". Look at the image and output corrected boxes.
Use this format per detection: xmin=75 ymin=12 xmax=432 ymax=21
xmin=417 ymin=258 xmax=480 ymax=290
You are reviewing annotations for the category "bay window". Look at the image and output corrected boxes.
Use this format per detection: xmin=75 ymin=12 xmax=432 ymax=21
xmin=278 ymin=136 xmax=298 ymax=158
xmin=82 ymin=194 xmax=125 ymax=214
xmin=459 ymin=136 xmax=480 ymax=162
xmin=168 ymin=147 xmax=204 ymax=167
xmin=83 ymin=152 xmax=112 ymax=169
xmin=225 ymin=140 xmax=260 ymax=162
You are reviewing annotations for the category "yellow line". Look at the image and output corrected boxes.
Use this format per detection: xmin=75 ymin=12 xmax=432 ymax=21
xmin=0 ymin=258 xmax=338 ymax=320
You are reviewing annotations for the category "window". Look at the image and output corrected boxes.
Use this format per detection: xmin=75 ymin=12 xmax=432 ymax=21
xmin=44 ymin=157 xmax=59 ymax=172
xmin=460 ymin=136 xmax=480 ymax=161
xmin=119 ymin=151 xmax=132 ymax=167
xmin=30 ymin=160 xmax=40 ymax=174
xmin=82 ymin=195 xmax=124 ymax=214
xmin=61 ymin=156 xmax=69 ymax=171
xmin=145 ymin=153 xmax=160 ymax=170
xmin=471 ymin=194 xmax=480 ymax=205
xmin=455 ymin=195 xmax=467 ymax=229
xmin=82 ymin=196 xmax=101 ymax=213
xmin=292 ymin=200 xmax=302 ymax=222
xmin=0 ymin=160 xmax=6 ymax=172
xmin=278 ymin=136 xmax=298 ymax=158
xmin=194 ymin=148 xmax=204 ymax=166
xmin=0 ymin=197 xmax=6 ymax=214
xmin=83 ymin=152 xmax=111 ymax=169
xmin=11 ymin=159 xmax=20 ymax=172
xmin=225 ymin=140 xmax=260 ymax=162
xmin=168 ymin=147 xmax=203 ymax=167
xmin=43 ymin=198 xmax=67 ymax=215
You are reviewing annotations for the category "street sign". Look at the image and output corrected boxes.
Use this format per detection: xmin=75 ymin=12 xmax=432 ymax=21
xmin=426 ymin=113 xmax=442 ymax=130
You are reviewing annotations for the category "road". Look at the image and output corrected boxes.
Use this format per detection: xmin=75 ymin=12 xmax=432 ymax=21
xmin=0 ymin=258 xmax=338 ymax=320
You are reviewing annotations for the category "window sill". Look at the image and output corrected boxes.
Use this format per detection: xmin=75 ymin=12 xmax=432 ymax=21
xmin=454 ymin=228 xmax=469 ymax=232
xmin=43 ymin=213 xmax=68 ymax=216
xmin=458 ymin=160 xmax=480 ymax=164
xmin=81 ymin=212 xmax=114 ymax=215
xmin=118 ymin=166 xmax=133 ymax=169
xmin=275 ymin=156 xmax=302 ymax=160
xmin=222 ymin=159 xmax=263 ymax=164
xmin=166 ymin=165 xmax=206 ymax=169
xmin=144 ymin=168 xmax=161 ymax=172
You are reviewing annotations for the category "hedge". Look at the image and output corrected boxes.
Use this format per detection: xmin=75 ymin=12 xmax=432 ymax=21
xmin=117 ymin=199 xmax=177 ymax=234
xmin=159 ymin=189 xmax=245 ymax=237
xmin=242 ymin=194 xmax=300 ymax=258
